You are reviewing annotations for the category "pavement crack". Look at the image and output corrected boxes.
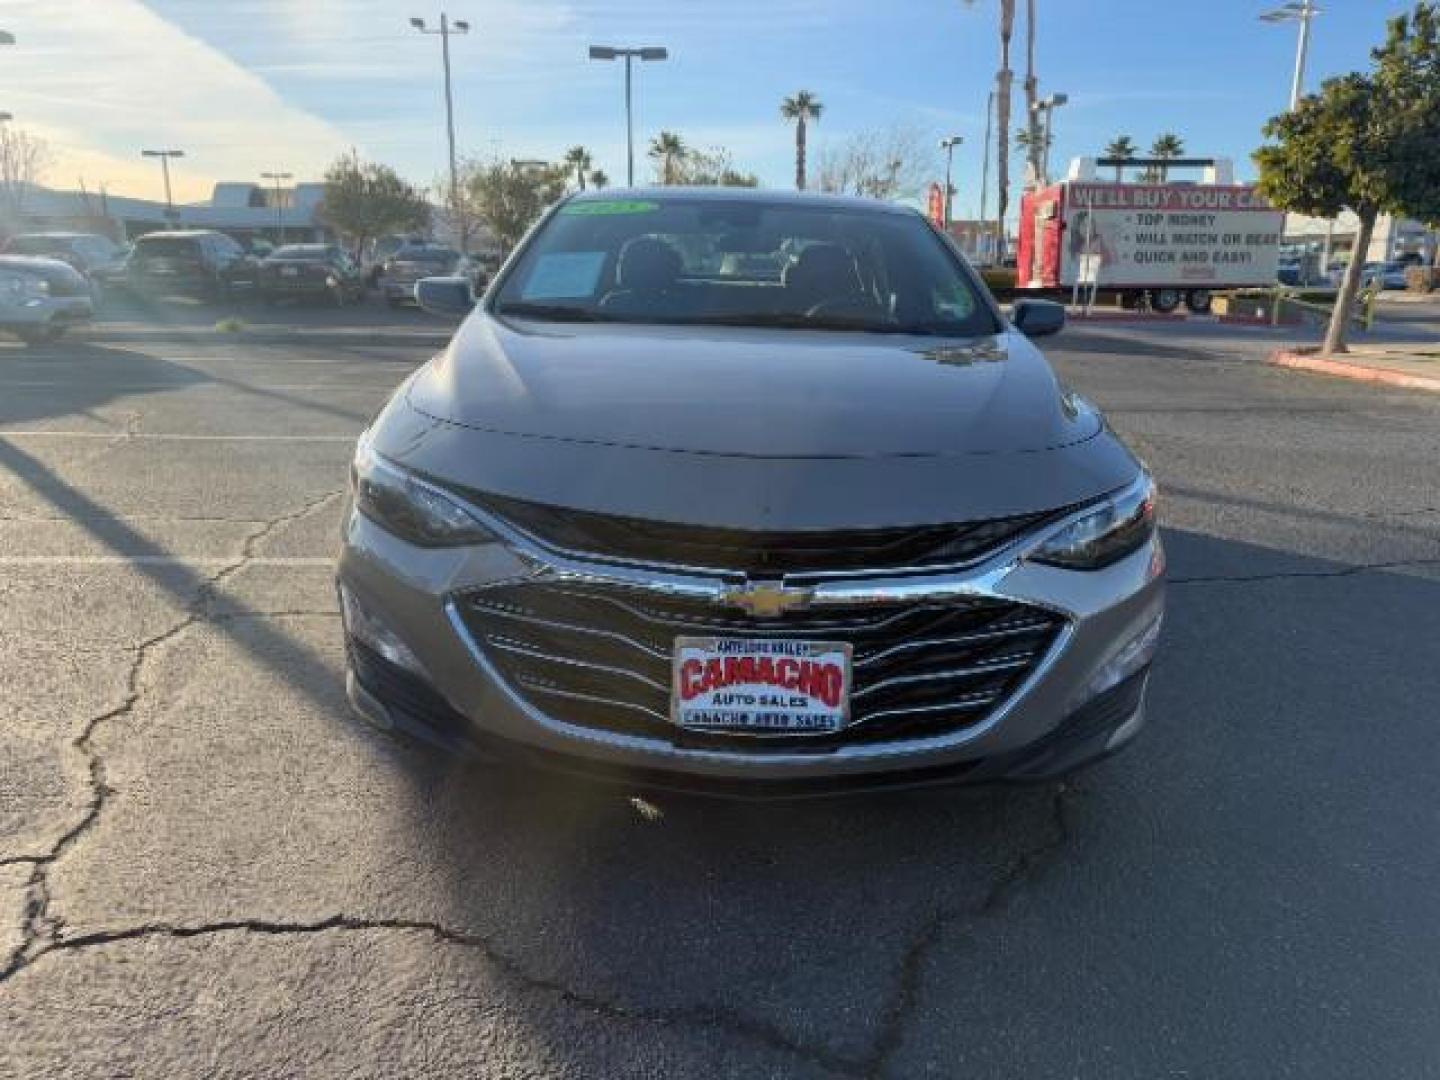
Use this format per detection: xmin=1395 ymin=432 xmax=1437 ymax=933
xmin=0 ymin=914 xmax=863 ymax=1077
xmin=862 ymin=784 xmax=1075 ymax=1079
xmin=1171 ymin=556 xmax=1440 ymax=585
xmin=0 ymin=489 xmax=344 ymax=981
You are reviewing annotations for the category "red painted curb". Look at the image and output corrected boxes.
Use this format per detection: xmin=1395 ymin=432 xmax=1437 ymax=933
xmin=1267 ymin=349 xmax=1440 ymax=393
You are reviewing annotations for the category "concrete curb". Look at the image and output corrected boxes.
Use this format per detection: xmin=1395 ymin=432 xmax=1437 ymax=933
xmin=1267 ymin=348 xmax=1440 ymax=393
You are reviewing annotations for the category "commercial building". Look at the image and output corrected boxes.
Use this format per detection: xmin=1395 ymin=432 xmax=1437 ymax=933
xmin=1 ymin=180 xmax=330 ymax=245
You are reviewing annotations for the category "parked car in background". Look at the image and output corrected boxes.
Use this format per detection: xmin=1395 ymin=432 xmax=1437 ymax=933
xmin=260 ymin=244 xmax=365 ymax=305
xmin=4 ymin=232 xmax=126 ymax=300
xmin=1362 ymin=261 xmax=1410 ymax=291
xmin=364 ymin=234 xmax=419 ymax=286
xmin=0 ymin=255 xmax=95 ymax=344
xmin=379 ymin=244 xmax=462 ymax=306
xmin=127 ymin=230 xmax=262 ymax=301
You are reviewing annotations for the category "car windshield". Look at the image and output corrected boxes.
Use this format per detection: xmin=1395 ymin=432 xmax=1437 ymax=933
xmin=271 ymin=245 xmax=332 ymax=260
xmin=135 ymin=237 xmax=200 ymax=257
xmin=395 ymin=247 xmax=457 ymax=263
xmin=491 ymin=197 xmax=998 ymax=336
xmin=6 ymin=236 xmax=70 ymax=256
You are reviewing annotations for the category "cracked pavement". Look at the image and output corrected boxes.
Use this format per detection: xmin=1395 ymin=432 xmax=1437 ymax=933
xmin=2 ymin=317 xmax=1439 ymax=1078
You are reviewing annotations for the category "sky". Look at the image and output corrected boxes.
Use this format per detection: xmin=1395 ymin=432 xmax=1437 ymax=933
xmin=0 ymin=0 xmax=1423 ymax=219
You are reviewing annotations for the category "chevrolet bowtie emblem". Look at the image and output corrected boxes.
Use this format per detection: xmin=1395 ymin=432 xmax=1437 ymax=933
xmin=721 ymin=582 xmax=813 ymax=618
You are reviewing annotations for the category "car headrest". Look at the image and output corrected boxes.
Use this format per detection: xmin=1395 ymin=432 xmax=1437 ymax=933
xmin=782 ymin=242 xmax=859 ymax=298
xmin=617 ymin=238 xmax=682 ymax=291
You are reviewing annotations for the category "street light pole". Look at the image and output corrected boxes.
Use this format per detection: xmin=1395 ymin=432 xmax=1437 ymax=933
xmin=938 ymin=136 xmax=963 ymax=231
xmin=411 ymin=14 xmax=471 ymax=250
xmin=261 ymin=171 xmax=292 ymax=244
xmin=141 ymin=149 xmax=185 ymax=226
xmin=1260 ymin=1 xmax=1321 ymax=110
xmin=588 ymin=45 xmax=669 ymax=187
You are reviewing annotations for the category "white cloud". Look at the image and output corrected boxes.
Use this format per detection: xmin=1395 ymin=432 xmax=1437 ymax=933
xmin=2 ymin=0 xmax=350 ymax=199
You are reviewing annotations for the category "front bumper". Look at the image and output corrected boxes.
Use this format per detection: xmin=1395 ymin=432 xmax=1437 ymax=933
xmin=0 ymin=295 xmax=93 ymax=329
xmin=336 ymin=501 xmax=1165 ymax=792
xmin=380 ymin=279 xmax=420 ymax=301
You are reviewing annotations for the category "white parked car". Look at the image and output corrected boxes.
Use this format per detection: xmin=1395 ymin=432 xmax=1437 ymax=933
xmin=0 ymin=255 xmax=95 ymax=344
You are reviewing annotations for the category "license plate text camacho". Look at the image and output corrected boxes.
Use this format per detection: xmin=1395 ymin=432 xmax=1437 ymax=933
xmin=671 ymin=637 xmax=851 ymax=734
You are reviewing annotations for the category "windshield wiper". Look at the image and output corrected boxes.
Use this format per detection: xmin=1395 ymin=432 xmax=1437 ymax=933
xmin=492 ymin=302 xmax=611 ymax=322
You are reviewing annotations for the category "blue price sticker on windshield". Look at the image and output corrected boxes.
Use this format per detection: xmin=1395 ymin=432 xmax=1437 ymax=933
xmin=521 ymin=251 xmax=607 ymax=299
xmin=559 ymin=200 xmax=660 ymax=216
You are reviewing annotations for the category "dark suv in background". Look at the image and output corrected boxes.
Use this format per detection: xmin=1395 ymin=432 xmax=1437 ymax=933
xmin=127 ymin=230 xmax=261 ymax=301
xmin=378 ymin=244 xmax=463 ymax=306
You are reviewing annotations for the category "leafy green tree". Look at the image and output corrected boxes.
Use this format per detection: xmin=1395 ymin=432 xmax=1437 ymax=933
xmin=780 ymin=91 xmax=823 ymax=190
xmin=1149 ymin=133 xmax=1185 ymax=181
xmin=648 ymin=131 xmax=688 ymax=185
xmin=1255 ymin=2 xmax=1440 ymax=353
xmin=564 ymin=146 xmax=593 ymax=191
xmin=678 ymin=144 xmax=760 ymax=187
xmin=1103 ymin=135 xmax=1137 ymax=181
xmin=318 ymin=153 xmax=430 ymax=258
xmin=462 ymin=158 xmax=568 ymax=254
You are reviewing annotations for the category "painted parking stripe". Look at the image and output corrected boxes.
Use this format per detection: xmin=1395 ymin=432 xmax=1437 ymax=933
xmin=0 ymin=432 xmax=356 ymax=441
xmin=0 ymin=556 xmax=335 ymax=566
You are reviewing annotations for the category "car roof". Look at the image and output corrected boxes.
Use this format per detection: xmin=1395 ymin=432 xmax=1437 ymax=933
xmin=134 ymin=230 xmax=224 ymax=240
xmin=562 ymin=186 xmax=918 ymax=217
xmin=11 ymin=232 xmax=109 ymax=242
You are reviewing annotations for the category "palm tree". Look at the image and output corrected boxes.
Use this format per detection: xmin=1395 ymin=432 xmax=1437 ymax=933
xmin=564 ymin=146 xmax=593 ymax=190
xmin=1103 ymin=135 xmax=1137 ymax=182
xmin=588 ymin=169 xmax=609 ymax=190
xmin=965 ymin=0 xmax=1017 ymax=253
xmin=780 ymin=91 xmax=824 ymax=191
xmin=648 ymin=131 xmax=687 ymax=185
xmin=1150 ymin=132 xmax=1185 ymax=181
xmin=1021 ymin=0 xmax=1041 ymax=185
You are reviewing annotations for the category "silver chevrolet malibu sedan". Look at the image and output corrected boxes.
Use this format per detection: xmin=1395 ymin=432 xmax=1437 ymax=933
xmin=336 ymin=188 xmax=1164 ymax=796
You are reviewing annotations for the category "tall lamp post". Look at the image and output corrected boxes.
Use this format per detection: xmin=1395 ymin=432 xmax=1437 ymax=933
xmin=587 ymin=45 xmax=668 ymax=187
xmin=1260 ymin=1 xmax=1320 ymax=111
xmin=938 ymin=136 xmax=963 ymax=230
xmin=141 ymin=149 xmax=185 ymax=226
xmin=1029 ymin=93 xmax=1068 ymax=187
xmin=261 ymin=171 xmax=292 ymax=244
xmin=410 ymin=14 xmax=470 ymax=250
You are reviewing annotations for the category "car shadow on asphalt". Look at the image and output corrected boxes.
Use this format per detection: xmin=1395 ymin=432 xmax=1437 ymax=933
xmin=0 ymin=342 xmax=210 ymax=429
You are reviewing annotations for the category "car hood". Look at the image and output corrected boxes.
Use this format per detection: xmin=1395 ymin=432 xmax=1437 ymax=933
xmin=407 ymin=315 xmax=1101 ymax=459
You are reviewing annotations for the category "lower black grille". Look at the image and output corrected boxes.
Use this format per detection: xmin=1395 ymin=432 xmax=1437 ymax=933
xmin=457 ymin=581 xmax=1066 ymax=749
xmin=466 ymin=491 xmax=1058 ymax=575
xmin=347 ymin=637 xmax=471 ymax=741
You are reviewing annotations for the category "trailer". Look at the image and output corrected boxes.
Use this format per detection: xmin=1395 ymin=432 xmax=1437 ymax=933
xmin=1017 ymin=157 xmax=1284 ymax=314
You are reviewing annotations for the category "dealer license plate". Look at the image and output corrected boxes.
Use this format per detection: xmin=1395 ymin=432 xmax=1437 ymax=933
xmin=671 ymin=637 xmax=851 ymax=735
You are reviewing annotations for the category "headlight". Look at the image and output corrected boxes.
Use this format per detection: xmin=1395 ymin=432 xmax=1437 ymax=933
xmin=0 ymin=272 xmax=48 ymax=298
xmin=351 ymin=439 xmax=496 ymax=547
xmin=1030 ymin=472 xmax=1156 ymax=570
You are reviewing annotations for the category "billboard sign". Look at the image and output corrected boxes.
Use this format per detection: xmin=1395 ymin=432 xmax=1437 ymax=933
xmin=1061 ymin=184 xmax=1283 ymax=287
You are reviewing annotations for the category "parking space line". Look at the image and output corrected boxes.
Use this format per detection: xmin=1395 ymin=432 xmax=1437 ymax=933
xmin=0 ymin=556 xmax=335 ymax=566
xmin=0 ymin=432 xmax=356 ymax=441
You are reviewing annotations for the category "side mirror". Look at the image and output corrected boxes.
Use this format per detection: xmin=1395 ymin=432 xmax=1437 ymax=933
xmin=1011 ymin=298 xmax=1066 ymax=337
xmin=415 ymin=276 xmax=475 ymax=317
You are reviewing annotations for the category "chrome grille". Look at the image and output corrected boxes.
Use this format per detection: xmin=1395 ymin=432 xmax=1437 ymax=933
xmin=457 ymin=581 xmax=1066 ymax=748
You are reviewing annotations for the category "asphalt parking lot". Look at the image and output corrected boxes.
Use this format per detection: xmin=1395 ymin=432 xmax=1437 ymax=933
xmin=2 ymin=305 xmax=1439 ymax=1078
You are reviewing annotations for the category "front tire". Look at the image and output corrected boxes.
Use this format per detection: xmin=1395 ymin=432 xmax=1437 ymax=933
xmin=1151 ymin=288 xmax=1182 ymax=314
xmin=16 ymin=324 xmax=61 ymax=346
